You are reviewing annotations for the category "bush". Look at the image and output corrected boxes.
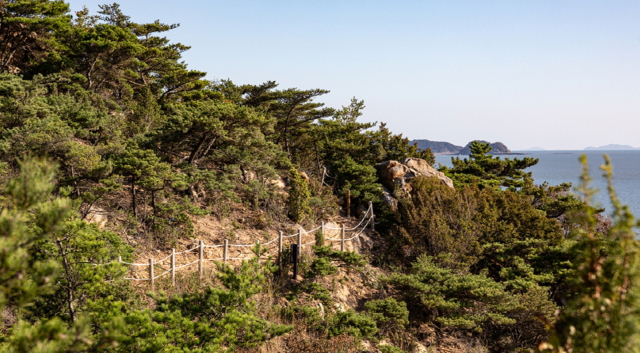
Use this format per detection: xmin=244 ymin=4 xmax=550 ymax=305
xmin=392 ymin=176 xmax=564 ymax=268
xmin=328 ymin=310 xmax=378 ymax=339
xmin=288 ymin=166 xmax=311 ymax=223
xmin=379 ymin=345 xmax=406 ymax=353
xmin=306 ymin=257 xmax=338 ymax=278
xmin=119 ymin=258 xmax=292 ymax=351
xmin=365 ymin=298 xmax=409 ymax=333
xmin=384 ymin=255 xmax=517 ymax=332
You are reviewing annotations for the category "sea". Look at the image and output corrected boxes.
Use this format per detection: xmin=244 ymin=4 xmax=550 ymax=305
xmin=435 ymin=150 xmax=640 ymax=217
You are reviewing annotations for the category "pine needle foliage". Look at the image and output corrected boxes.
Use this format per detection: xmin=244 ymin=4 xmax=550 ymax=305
xmin=288 ymin=166 xmax=311 ymax=223
xmin=441 ymin=140 xmax=539 ymax=189
xmin=541 ymin=155 xmax=640 ymax=353
xmin=385 ymin=255 xmax=518 ymax=332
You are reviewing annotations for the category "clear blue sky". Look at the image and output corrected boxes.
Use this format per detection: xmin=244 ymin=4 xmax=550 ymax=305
xmin=69 ymin=0 xmax=640 ymax=150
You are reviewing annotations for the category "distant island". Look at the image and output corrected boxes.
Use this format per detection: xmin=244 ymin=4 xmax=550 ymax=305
xmin=410 ymin=140 xmax=462 ymax=154
xmin=584 ymin=144 xmax=640 ymax=151
xmin=411 ymin=139 xmax=517 ymax=155
xmin=524 ymin=147 xmax=546 ymax=151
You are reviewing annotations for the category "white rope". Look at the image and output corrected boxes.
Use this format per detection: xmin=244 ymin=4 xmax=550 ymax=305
xmin=154 ymin=270 xmax=171 ymax=280
xmin=326 ymin=209 xmax=373 ymax=241
xmin=343 ymin=217 xmax=372 ymax=241
xmin=154 ymin=254 xmax=173 ymax=264
xmin=325 ymin=205 xmax=372 ymax=230
xmin=262 ymin=237 xmax=279 ymax=246
xmin=120 ymin=261 xmax=149 ymax=266
xmin=346 ymin=206 xmax=371 ymax=230
xmin=120 ymin=205 xmax=374 ymax=279
xmin=175 ymin=247 xmax=200 ymax=255
xmin=173 ymin=260 xmax=200 ymax=270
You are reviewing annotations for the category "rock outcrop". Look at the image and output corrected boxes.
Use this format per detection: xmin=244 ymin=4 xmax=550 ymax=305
xmin=375 ymin=158 xmax=454 ymax=198
xmin=85 ymin=206 xmax=108 ymax=229
xmin=381 ymin=186 xmax=398 ymax=212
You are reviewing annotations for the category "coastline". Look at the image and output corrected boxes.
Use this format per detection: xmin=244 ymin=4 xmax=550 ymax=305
xmin=434 ymin=152 xmax=526 ymax=156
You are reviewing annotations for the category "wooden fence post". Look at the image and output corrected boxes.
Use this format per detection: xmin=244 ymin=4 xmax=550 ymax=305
xmin=341 ymin=224 xmax=345 ymax=251
xmin=199 ymin=240 xmax=204 ymax=280
xmin=320 ymin=221 xmax=325 ymax=246
xmin=171 ymin=248 xmax=176 ymax=287
xmin=369 ymin=201 xmax=375 ymax=231
xmin=223 ymin=239 xmax=228 ymax=263
xmin=149 ymin=258 xmax=154 ymax=291
xmin=118 ymin=256 xmax=121 ymax=263
xmin=297 ymin=229 xmax=302 ymax=250
xmin=278 ymin=231 xmax=283 ymax=269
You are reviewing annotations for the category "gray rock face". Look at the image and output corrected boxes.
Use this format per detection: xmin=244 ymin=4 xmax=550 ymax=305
xmin=381 ymin=186 xmax=398 ymax=212
xmin=85 ymin=206 xmax=108 ymax=229
xmin=374 ymin=158 xmax=454 ymax=195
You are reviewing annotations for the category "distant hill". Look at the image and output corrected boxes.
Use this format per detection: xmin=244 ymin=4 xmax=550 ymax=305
xmin=584 ymin=144 xmax=639 ymax=151
xmin=411 ymin=140 xmax=463 ymax=154
xmin=458 ymin=141 xmax=511 ymax=155
xmin=410 ymin=139 xmax=513 ymax=154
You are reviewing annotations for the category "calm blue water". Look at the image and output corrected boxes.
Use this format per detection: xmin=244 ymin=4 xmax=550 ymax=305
xmin=435 ymin=151 xmax=640 ymax=217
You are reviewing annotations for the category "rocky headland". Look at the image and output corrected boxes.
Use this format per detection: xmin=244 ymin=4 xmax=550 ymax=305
xmin=411 ymin=139 xmax=520 ymax=155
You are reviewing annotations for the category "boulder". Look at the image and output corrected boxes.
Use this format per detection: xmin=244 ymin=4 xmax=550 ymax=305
xmin=381 ymin=186 xmax=398 ymax=212
xmin=267 ymin=177 xmax=287 ymax=189
xmin=402 ymin=157 xmax=454 ymax=189
xmin=85 ymin=206 xmax=108 ymax=229
xmin=375 ymin=158 xmax=454 ymax=194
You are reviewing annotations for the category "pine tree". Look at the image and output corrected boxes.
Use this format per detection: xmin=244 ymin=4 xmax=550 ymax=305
xmin=288 ymin=166 xmax=311 ymax=223
xmin=441 ymin=140 xmax=538 ymax=189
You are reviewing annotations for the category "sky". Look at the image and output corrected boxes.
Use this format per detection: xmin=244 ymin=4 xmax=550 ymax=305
xmin=68 ymin=0 xmax=640 ymax=150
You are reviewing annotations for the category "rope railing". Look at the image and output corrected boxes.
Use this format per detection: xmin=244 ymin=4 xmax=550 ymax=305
xmin=117 ymin=202 xmax=376 ymax=289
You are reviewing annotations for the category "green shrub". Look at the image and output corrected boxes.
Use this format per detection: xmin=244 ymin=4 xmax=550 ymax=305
xmin=306 ymin=257 xmax=338 ymax=278
xmin=314 ymin=245 xmax=367 ymax=272
xmin=384 ymin=255 xmax=517 ymax=332
xmin=288 ymin=167 xmax=311 ymax=223
xmin=365 ymin=298 xmax=409 ymax=333
xmin=328 ymin=310 xmax=378 ymax=339
xmin=119 ymin=258 xmax=292 ymax=352
xmin=379 ymin=345 xmax=407 ymax=353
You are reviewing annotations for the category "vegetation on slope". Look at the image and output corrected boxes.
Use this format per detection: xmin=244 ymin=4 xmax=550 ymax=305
xmin=0 ymin=2 xmax=636 ymax=353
